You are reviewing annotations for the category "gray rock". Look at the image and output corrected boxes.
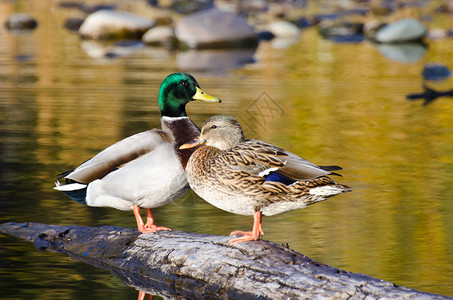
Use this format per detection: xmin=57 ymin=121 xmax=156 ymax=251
xmin=375 ymin=18 xmax=427 ymax=43
xmin=79 ymin=10 xmax=155 ymax=40
xmin=142 ymin=26 xmax=176 ymax=48
xmin=5 ymin=13 xmax=38 ymax=31
xmin=175 ymin=8 xmax=257 ymax=49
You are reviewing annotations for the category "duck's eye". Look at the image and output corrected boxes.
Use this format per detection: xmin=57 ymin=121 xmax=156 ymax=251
xmin=211 ymin=125 xmax=217 ymax=129
xmin=181 ymin=81 xmax=188 ymax=86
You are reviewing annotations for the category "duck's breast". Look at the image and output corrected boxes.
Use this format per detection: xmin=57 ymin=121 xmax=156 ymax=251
xmin=86 ymin=143 xmax=188 ymax=210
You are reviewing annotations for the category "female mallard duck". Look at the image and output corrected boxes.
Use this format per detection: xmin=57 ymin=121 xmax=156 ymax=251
xmin=181 ymin=115 xmax=350 ymax=244
xmin=54 ymin=73 xmax=221 ymax=233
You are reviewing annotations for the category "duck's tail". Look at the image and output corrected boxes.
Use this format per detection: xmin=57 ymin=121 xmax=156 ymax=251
xmin=308 ymin=182 xmax=351 ymax=197
xmin=289 ymin=176 xmax=351 ymax=205
xmin=54 ymin=180 xmax=88 ymax=205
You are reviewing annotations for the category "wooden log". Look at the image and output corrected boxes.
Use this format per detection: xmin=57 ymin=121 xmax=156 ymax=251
xmin=0 ymin=222 xmax=450 ymax=299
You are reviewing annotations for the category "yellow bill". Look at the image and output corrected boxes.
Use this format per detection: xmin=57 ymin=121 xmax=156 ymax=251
xmin=193 ymin=87 xmax=221 ymax=103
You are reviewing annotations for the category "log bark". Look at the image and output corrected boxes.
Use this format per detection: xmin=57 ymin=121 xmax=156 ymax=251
xmin=0 ymin=222 xmax=450 ymax=299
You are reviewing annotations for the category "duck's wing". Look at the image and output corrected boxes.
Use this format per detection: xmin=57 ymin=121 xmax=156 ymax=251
xmin=57 ymin=129 xmax=172 ymax=184
xmin=224 ymin=139 xmax=338 ymax=182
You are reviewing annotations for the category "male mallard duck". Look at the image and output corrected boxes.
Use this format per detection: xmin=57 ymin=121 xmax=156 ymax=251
xmin=54 ymin=73 xmax=221 ymax=233
xmin=181 ymin=115 xmax=350 ymax=244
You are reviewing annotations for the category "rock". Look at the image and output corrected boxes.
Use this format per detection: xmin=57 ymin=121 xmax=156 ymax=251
xmin=175 ymin=8 xmax=257 ymax=49
xmin=142 ymin=26 xmax=177 ymax=48
xmin=435 ymin=1 xmax=453 ymax=13
xmin=427 ymin=28 xmax=447 ymax=40
xmin=370 ymin=2 xmax=396 ymax=16
xmin=375 ymin=18 xmax=427 ymax=43
xmin=256 ymin=30 xmax=275 ymax=41
xmin=271 ymin=37 xmax=299 ymax=49
xmin=266 ymin=21 xmax=300 ymax=39
xmin=64 ymin=17 xmax=85 ymax=31
xmin=79 ymin=4 xmax=117 ymax=14
xmin=314 ymin=13 xmax=340 ymax=23
xmin=146 ymin=0 xmax=159 ymax=8
xmin=5 ymin=14 xmax=38 ymax=31
xmin=169 ymin=0 xmax=214 ymax=14
xmin=319 ymin=21 xmax=364 ymax=43
xmin=293 ymin=16 xmax=316 ymax=29
xmin=237 ymin=0 xmax=268 ymax=15
xmin=58 ymin=1 xmax=83 ymax=9
xmin=422 ymin=63 xmax=451 ymax=81
xmin=363 ymin=20 xmax=386 ymax=41
xmin=79 ymin=10 xmax=155 ymax=40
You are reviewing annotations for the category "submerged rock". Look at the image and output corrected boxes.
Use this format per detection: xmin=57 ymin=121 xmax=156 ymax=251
xmin=319 ymin=21 xmax=364 ymax=43
xmin=79 ymin=10 xmax=155 ymax=40
xmin=79 ymin=3 xmax=117 ymax=14
xmin=175 ymin=8 xmax=257 ymax=49
xmin=293 ymin=16 xmax=316 ymax=29
xmin=5 ymin=14 xmax=38 ymax=31
xmin=58 ymin=1 xmax=83 ymax=9
xmin=143 ymin=26 xmax=177 ymax=48
xmin=237 ymin=0 xmax=268 ymax=15
xmin=422 ymin=63 xmax=451 ymax=81
xmin=256 ymin=30 xmax=274 ymax=41
xmin=169 ymin=0 xmax=214 ymax=14
xmin=427 ymin=28 xmax=447 ymax=40
xmin=375 ymin=18 xmax=427 ymax=43
xmin=64 ymin=17 xmax=85 ymax=32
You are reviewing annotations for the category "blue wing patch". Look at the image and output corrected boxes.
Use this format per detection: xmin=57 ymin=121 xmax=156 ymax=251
xmin=264 ymin=172 xmax=296 ymax=185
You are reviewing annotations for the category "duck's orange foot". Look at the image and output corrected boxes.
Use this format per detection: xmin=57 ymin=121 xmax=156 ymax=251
xmin=138 ymin=290 xmax=153 ymax=300
xmin=139 ymin=224 xmax=171 ymax=233
xmin=229 ymin=231 xmax=259 ymax=244
xmin=230 ymin=230 xmax=252 ymax=236
xmin=229 ymin=211 xmax=264 ymax=244
xmin=229 ymin=230 xmax=261 ymax=244
xmin=134 ymin=206 xmax=171 ymax=233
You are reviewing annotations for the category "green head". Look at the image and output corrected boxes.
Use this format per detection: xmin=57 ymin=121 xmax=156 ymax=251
xmin=158 ymin=72 xmax=221 ymax=118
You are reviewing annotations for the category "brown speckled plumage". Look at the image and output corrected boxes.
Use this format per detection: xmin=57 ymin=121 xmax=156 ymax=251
xmin=183 ymin=115 xmax=350 ymax=243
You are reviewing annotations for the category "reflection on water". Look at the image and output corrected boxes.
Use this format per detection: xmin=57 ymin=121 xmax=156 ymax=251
xmin=176 ymin=48 xmax=256 ymax=73
xmin=1 ymin=1 xmax=453 ymax=299
xmin=407 ymin=84 xmax=453 ymax=106
xmin=376 ymin=42 xmax=427 ymax=63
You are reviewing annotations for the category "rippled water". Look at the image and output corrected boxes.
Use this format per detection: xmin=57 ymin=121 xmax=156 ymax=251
xmin=1 ymin=1 xmax=453 ymax=299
